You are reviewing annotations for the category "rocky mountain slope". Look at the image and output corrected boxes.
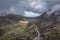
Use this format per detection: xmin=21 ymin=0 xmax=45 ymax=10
xmin=37 ymin=3 xmax=60 ymax=33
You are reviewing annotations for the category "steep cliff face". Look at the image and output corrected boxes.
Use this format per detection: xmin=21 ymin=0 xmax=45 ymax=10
xmin=37 ymin=3 xmax=60 ymax=34
xmin=45 ymin=3 xmax=60 ymax=22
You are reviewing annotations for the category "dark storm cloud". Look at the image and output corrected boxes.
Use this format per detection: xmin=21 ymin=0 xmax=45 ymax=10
xmin=0 ymin=0 xmax=19 ymax=11
xmin=20 ymin=0 xmax=56 ymax=13
xmin=0 ymin=0 xmax=59 ymax=17
xmin=0 ymin=0 xmax=58 ymax=13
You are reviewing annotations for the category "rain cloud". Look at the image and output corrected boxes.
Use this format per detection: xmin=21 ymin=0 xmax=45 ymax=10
xmin=0 ymin=0 xmax=59 ymax=17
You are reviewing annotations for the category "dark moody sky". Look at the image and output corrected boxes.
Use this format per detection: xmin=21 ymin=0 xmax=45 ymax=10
xmin=0 ymin=0 xmax=59 ymax=17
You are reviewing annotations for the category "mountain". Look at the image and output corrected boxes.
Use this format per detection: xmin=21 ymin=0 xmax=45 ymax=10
xmin=37 ymin=3 xmax=60 ymax=34
xmin=0 ymin=13 xmax=23 ymax=26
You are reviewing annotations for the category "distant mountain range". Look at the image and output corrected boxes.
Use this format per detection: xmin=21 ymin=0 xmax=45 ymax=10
xmin=0 ymin=13 xmax=23 ymax=26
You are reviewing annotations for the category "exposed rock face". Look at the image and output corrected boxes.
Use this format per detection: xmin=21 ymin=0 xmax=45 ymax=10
xmin=45 ymin=3 xmax=60 ymax=17
xmin=37 ymin=3 xmax=60 ymax=34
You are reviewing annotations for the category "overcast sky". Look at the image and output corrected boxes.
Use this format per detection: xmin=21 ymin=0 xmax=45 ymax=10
xmin=0 ymin=0 xmax=59 ymax=17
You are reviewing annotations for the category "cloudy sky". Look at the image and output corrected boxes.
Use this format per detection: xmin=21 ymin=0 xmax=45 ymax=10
xmin=0 ymin=0 xmax=59 ymax=17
